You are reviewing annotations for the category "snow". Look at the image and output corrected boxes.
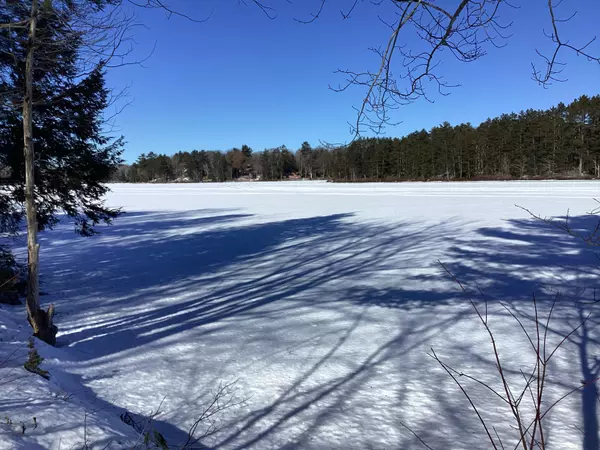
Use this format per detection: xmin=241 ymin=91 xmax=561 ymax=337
xmin=2 ymin=180 xmax=600 ymax=449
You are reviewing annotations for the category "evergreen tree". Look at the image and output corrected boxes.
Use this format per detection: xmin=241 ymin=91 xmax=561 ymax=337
xmin=0 ymin=67 xmax=123 ymax=234
xmin=110 ymin=95 xmax=600 ymax=184
xmin=0 ymin=0 xmax=123 ymax=343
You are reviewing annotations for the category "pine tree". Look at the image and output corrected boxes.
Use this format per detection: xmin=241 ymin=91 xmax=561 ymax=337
xmin=0 ymin=0 xmax=123 ymax=343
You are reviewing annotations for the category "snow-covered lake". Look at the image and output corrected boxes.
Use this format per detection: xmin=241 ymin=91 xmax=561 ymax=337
xmin=4 ymin=180 xmax=600 ymax=449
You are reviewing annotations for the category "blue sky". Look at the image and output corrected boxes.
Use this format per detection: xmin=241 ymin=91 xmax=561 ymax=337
xmin=105 ymin=1 xmax=600 ymax=163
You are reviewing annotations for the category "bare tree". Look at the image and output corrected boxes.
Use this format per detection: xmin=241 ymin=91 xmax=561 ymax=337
xmin=282 ymin=0 xmax=600 ymax=136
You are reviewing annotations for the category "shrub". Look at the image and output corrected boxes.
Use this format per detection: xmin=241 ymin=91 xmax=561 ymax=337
xmin=23 ymin=338 xmax=49 ymax=380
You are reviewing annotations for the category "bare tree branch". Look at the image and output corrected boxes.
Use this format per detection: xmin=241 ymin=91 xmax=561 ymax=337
xmin=288 ymin=0 xmax=599 ymax=137
xmin=0 ymin=20 xmax=28 ymax=29
xmin=126 ymin=0 xmax=215 ymax=23
xmin=532 ymin=0 xmax=600 ymax=86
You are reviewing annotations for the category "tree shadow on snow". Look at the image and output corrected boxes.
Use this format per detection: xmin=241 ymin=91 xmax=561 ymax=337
xmin=421 ymin=213 xmax=600 ymax=450
xmin=42 ymin=210 xmax=461 ymax=358
xmin=25 ymin=208 xmax=600 ymax=449
xmin=33 ymin=209 xmax=467 ymax=447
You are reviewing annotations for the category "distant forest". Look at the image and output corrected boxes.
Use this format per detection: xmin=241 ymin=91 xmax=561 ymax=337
xmin=113 ymin=95 xmax=600 ymax=183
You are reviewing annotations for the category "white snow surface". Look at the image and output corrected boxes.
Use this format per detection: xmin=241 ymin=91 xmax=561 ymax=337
xmin=2 ymin=180 xmax=600 ymax=449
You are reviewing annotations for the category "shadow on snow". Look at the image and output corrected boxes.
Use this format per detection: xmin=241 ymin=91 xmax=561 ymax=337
xmin=6 ymin=208 xmax=600 ymax=449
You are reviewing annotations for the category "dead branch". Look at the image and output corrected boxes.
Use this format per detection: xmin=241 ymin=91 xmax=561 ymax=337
xmin=517 ymin=203 xmax=600 ymax=247
xmin=435 ymin=261 xmax=593 ymax=450
xmin=533 ymin=0 xmax=600 ymax=86
xmin=181 ymin=379 xmax=244 ymax=449
xmin=291 ymin=0 xmax=598 ymax=137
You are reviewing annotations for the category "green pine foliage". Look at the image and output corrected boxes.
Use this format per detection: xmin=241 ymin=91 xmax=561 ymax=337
xmin=0 ymin=0 xmax=124 ymax=236
xmin=114 ymin=95 xmax=600 ymax=183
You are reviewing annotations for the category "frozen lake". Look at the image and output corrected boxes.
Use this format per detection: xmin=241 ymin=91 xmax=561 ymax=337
xmin=8 ymin=180 xmax=600 ymax=449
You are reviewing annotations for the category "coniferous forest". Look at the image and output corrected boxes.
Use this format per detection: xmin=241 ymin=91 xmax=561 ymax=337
xmin=113 ymin=95 xmax=600 ymax=183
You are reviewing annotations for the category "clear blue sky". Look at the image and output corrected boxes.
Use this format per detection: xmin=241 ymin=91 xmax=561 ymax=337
xmin=105 ymin=1 xmax=600 ymax=163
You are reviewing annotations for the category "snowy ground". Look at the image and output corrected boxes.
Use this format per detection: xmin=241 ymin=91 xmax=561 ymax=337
xmin=2 ymin=180 xmax=600 ymax=449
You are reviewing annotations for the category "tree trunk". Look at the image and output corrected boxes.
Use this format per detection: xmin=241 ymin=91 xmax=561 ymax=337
xmin=580 ymin=126 xmax=585 ymax=176
xmin=23 ymin=0 xmax=57 ymax=346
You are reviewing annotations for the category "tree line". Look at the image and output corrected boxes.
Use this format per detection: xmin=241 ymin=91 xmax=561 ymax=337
xmin=114 ymin=95 xmax=600 ymax=183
